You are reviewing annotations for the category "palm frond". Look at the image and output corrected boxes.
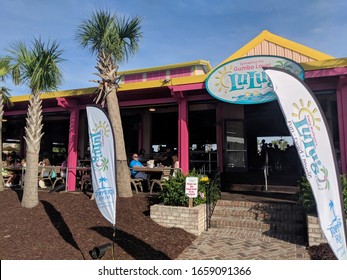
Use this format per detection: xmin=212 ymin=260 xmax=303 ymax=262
xmin=0 ymin=56 xmax=11 ymax=81
xmin=7 ymin=38 xmax=64 ymax=93
xmin=7 ymin=41 xmax=33 ymax=86
xmin=0 ymin=87 xmax=14 ymax=108
xmin=30 ymin=38 xmax=64 ymax=92
xmin=76 ymin=9 xmax=142 ymax=108
xmin=76 ymin=9 xmax=142 ymax=64
xmin=0 ymin=56 xmax=14 ymax=108
xmin=114 ymin=16 xmax=142 ymax=63
xmin=75 ymin=10 xmax=118 ymax=56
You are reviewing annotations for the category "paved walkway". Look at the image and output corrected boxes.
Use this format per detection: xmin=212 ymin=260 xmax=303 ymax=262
xmin=177 ymin=190 xmax=310 ymax=260
xmin=176 ymin=228 xmax=310 ymax=260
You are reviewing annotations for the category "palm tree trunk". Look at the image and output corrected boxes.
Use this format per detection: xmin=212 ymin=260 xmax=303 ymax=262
xmin=96 ymin=51 xmax=132 ymax=198
xmin=0 ymin=95 xmax=4 ymax=192
xmin=106 ymin=92 xmax=132 ymax=197
xmin=21 ymin=93 xmax=43 ymax=208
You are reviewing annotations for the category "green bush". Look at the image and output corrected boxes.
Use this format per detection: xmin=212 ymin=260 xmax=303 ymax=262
xmin=297 ymin=174 xmax=347 ymax=215
xmin=158 ymin=169 xmax=220 ymax=207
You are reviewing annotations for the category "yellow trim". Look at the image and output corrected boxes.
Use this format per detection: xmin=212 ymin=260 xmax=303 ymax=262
xmin=301 ymin=58 xmax=347 ymax=71
xmin=119 ymin=74 xmax=208 ymax=91
xmin=118 ymin=59 xmax=212 ymax=75
xmin=10 ymin=87 xmax=96 ymax=103
xmin=11 ymin=57 xmax=347 ymax=103
xmin=218 ymin=30 xmax=334 ymax=66
xmin=9 ymin=74 xmax=208 ymax=103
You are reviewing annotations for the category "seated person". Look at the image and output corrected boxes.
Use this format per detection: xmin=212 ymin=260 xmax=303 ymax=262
xmin=2 ymin=169 xmax=17 ymax=188
xmin=38 ymin=156 xmax=51 ymax=177
xmin=159 ymin=147 xmax=173 ymax=167
xmin=2 ymin=158 xmax=18 ymax=187
xmin=38 ymin=157 xmax=51 ymax=167
xmin=172 ymin=154 xmax=179 ymax=169
xmin=138 ymin=148 xmax=146 ymax=162
xmin=60 ymin=159 xmax=67 ymax=178
xmin=129 ymin=153 xmax=147 ymax=180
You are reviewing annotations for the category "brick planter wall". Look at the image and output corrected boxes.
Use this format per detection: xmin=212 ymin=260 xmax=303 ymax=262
xmin=307 ymin=214 xmax=347 ymax=246
xmin=150 ymin=204 xmax=206 ymax=236
xmin=306 ymin=214 xmax=327 ymax=246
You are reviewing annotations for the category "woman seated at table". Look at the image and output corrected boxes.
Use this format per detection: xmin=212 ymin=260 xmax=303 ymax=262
xmin=38 ymin=156 xmax=51 ymax=177
xmin=129 ymin=153 xmax=148 ymax=180
xmin=157 ymin=147 xmax=173 ymax=167
xmin=2 ymin=158 xmax=17 ymax=188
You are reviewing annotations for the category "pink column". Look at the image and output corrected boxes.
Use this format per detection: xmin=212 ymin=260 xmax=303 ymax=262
xmin=57 ymin=98 xmax=79 ymax=191
xmin=174 ymin=91 xmax=189 ymax=174
xmin=216 ymin=103 xmax=224 ymax=172
xmin=337 ymin=76 xmax=347 ymax=174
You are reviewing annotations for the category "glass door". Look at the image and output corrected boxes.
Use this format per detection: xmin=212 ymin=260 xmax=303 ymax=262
xmin=225 ymin=120 xmax=246 ymax=171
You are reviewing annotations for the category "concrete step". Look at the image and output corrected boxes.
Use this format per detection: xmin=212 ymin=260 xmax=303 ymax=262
xmin=216 ymin=199 xmax=304 ymax=211
xmin=212 ymin=205 xmax=305 ymax=223
xmin=210 ymin=199 xmax=307 ymax=244
xmin=226 ymin=184 xmax=299 ymax=193
xmin=210 ymin=216 xmax=306 ymax=235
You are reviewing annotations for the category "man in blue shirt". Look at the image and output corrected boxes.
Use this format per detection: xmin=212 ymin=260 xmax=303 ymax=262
xmin=129 ymin=153 xmax=147 ymax=180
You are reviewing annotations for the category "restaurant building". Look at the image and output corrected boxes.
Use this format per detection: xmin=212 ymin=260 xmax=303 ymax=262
xmin=4 ymin=30 xmax=347 ymax=191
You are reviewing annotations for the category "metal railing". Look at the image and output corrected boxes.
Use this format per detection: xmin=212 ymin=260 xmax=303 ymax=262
xmin=205 ymin=168 xmax=221 ymax=230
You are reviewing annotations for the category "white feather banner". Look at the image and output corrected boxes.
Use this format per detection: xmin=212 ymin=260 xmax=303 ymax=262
xmin=86 ymin=105 xmax=117 ymax=225
xmin=264 ymin=67 xmax=347 ymax=260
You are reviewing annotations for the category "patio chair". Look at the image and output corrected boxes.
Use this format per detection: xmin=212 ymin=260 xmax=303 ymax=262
xmin=51 ymin=166 xmax=66 ymax=189
xmin=130 ymin=170 xmax=143 ymax=194
xmin=38 ymin=165 xmax=53 ymax=188
xmin=80 ymin=173 xmax=92 ymax=191
xmin=77 ymin=166 xmax=92 ymax=191
xmin=149 ymin=167 xmax=172 ymax=194
xmin=39 ymin=165 xmax=65 ymax=189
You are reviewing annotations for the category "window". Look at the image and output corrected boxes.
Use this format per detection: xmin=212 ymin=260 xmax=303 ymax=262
xmin=225 ymin=120 xmax=246 ymax=170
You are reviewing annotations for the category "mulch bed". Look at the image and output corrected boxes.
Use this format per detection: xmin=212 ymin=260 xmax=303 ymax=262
xmin=0 ymin=188 xmax=337 ymax=260
xmin=0 ymin=188 xmax=195 ymax=260
xmin=307 ymin=243 xmax=337 ymax=260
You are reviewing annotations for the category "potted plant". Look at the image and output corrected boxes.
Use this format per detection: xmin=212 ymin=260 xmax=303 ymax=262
xmin=297 ymin=174 xmax=347 ymax=246
xmin=150 ymin=169 xmax=220 ymax=235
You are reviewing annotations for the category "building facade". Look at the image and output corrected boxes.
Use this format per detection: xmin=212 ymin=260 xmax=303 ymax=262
xmin=4 ymin=30 xmax=347 ymax=191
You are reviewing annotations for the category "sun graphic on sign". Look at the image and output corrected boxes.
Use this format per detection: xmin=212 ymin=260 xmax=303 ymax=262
xmin=93 ymin=121 xmax=111 ymax=137
xmin=292 ymin=99 xmax=322 ymax=130
xmin=214 ymin=65 xmax=233 ymax=94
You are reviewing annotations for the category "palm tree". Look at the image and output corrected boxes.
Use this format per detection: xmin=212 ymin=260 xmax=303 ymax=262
xmin=0 ymin=56 xmax=14 ymax=192
xmin=8 ymin=39 xmax=64 ymax=208
xmin=76 ymin=10 xmax=142 ymax=198
xmin=98 ymin=176 xmax=108 ymax=189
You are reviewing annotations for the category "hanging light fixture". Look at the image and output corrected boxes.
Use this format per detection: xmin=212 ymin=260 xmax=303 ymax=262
xmin=149 ymin=108 xmax=156 ymax=112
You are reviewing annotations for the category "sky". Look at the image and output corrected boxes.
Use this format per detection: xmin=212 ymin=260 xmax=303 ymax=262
xmin=1 ymin=0 xmax=347 ymax=96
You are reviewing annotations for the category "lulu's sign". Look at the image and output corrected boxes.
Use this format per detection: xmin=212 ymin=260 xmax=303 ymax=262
xmin=205 ymin=55 xmax=304 ymax=104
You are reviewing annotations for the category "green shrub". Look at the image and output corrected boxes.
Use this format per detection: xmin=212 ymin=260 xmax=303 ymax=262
xmin=158 ymin=169 xmax=220 ymax=207
xmin=297 ymin=174 xmax=347 ymax=215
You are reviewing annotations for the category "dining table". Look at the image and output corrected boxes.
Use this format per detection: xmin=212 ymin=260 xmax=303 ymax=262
xmin=132 ymin=166 xmax=165 ymax=173
xmin=132 ymin=166 xmax=166 ymax=183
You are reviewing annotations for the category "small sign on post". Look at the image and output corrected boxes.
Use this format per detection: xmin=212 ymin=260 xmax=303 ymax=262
xmin=185 ymin=177 xmax=198 ymax=208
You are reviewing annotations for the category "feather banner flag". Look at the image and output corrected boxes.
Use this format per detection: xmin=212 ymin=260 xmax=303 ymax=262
xmin=264 ymin=67 xmax=347 ymax=260
xmin=86 ymin=105 xmax=117 ymax=225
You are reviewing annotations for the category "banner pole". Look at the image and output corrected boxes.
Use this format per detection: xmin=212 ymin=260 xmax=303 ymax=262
xmin=112 ymin=224 xmax=116 ymax=260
